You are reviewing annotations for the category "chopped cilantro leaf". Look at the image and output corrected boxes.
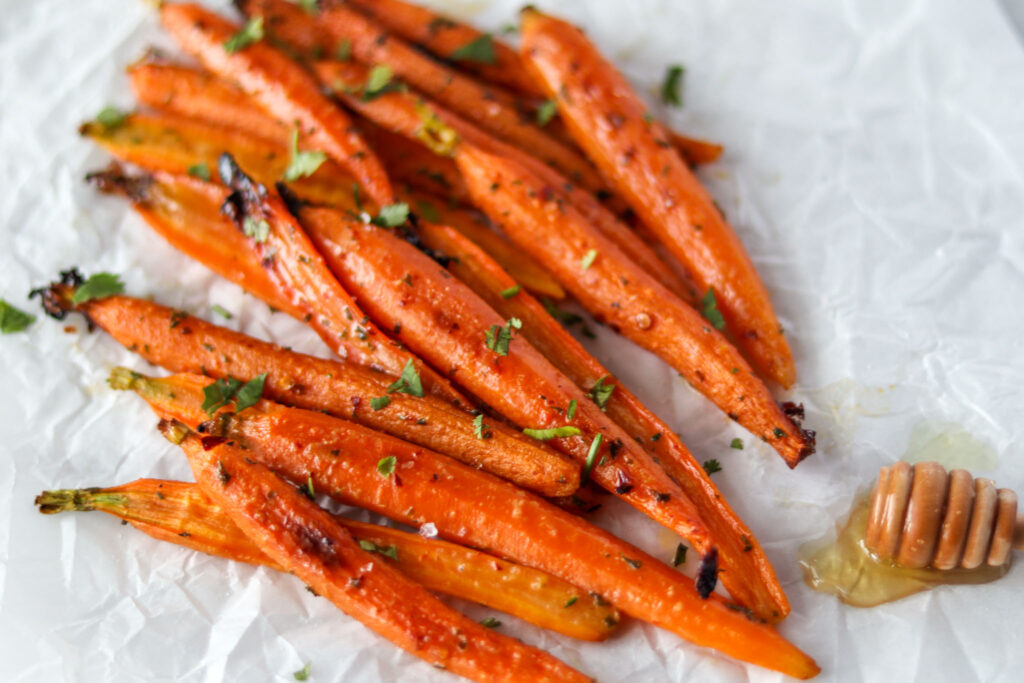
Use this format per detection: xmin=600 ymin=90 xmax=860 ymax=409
xmin=500 ymin=284 xmax=521 ymax=299
xmin=211 ymin=304 xmax=233 ymax=320
xmin=661 ymin=64 xmax=685 ymax=107
xmin=283 ymin=128 xmax=327 ymax=182
xmin=223 ymin=17 xmax=264 ymax=54
xmin=450 ymin=35 xmax=496 ymax=64
xmin=243 ymin=216 xmax=270 ymax=243
xmin=363 ymin=64 xmax=400 ymax=101
xmin=702 ymin=459 xmax=722 ymax=475
xmin=485 ymin=317 xmax=522 ymax=356
xmin=377 ymin=455 xmax=397 ymax=477
xmin=0 ymin=299 xmax=35 ymax=334
xmin=187 ymin=163 xmax=211 ymax=181
xmin=479 ymin=617 xmax=501 ymax=628
xmin=566 ymin=398 xmax=577 ymax=420
xmin=473 ymin=413 xmax=491 ymax=439
xmin=536 ymin=99 xmax=557 ymax=127
xmin=233 ymin=373 xmax=267 ymax=413
xmin=370 ymin=396 xmax=391 ymax=410
xmin=293 ymin=661 xmax=311 ymax=681
xmin=294 ymin=0 xmax=318 ymax=15
xmin=587 ymin=375 xmax=615 ymax=411
xmin=71 ymin=272 xmax=124 ymax=304
xmin=201 ymin=376 xmax=244 ymax=415
xmin=386 ymin=359 xmax=424 ymax=397
xmin=371 ymin=202 xmax=410 ymax=227
xmin=730 ymin=437 xmax=743 ymax=450
xmin=700 ymin=287 xmax=725 ymax=330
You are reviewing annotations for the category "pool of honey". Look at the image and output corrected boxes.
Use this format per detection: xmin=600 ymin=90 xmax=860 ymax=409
xmin=798 ymin=494 xmax=1009 ymax=607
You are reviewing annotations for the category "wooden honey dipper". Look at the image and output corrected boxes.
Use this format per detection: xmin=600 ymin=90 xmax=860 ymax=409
xmin=865 ymin=461 xmax=1024 ymax=570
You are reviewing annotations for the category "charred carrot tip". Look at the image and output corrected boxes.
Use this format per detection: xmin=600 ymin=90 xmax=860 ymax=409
xmin=28 ymin=268 xmax=86 ymax=321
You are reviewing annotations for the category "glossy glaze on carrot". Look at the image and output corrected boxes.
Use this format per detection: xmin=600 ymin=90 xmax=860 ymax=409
xmin=520 ymin=10 xmax=796 ymax=387
xmin=159 ymin=3 xmax=394 ymax=207
xmin=456 ymin=144 xmax=814 ymax=467
xmin=38 ymin=280 xmax=573 ymax=496
xmin=413 ymin=219 xmax=790 ymax=621
xmin=176 ymin=432 xmax=591 ymax=682
xmin=127 ymin=383 xmax=819 ymax=678
xmin=36 ymin=478 xmax=616 ymax=641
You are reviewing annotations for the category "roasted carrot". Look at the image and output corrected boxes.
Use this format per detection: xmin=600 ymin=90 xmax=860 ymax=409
xmin=170 ymin=427 xmax=591 ymax=683
xmin=33 ymin=277 xmax=576 ymax=497
xmin=128 ymin=60 xmax=290 ymax=143
xmin=118 ymin=374 xmax=817 ymax=678
xmin=456 ymin=144 xmax=814 ymax=467
xmin=79 ymin=108 xmax=564 ymax=302
xmin=312 ymin=58 xmax=692 ymax=299
xmin=346 ymin=0 xmax=545 ymax=98
xmin=413 ymin=218 xmax=790 ymax=621
xmin=158 ymin=3 xmax=395 ymax=207
xmin=295 ymin=204 xmax=730 ymax=562
xmin=89 ymin=157 xmax=462 ymax=404
xmin=359 ymin=120 xmax=472 ymax=204
xmin=36 ymin=479 xmax=617 ymax=640
xmin=520 ymin=10 xmax=796 ymax=387
xmin=343 ymin=0 xmax=723 ymax=167
xmin=400 ymin=186 xmax=565 ymax=301
xmin=239 ymin=0 xmax=611 ymax=200
xmin=81 ymin=112 xmax=362 ymax=210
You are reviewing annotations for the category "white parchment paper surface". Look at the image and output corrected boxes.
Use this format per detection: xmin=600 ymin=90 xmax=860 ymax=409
xmin=2 ymin=0 xmax=1024 ymax=681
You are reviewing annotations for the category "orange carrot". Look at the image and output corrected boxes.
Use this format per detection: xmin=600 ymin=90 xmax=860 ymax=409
xmin=159 ymin=3 xmax=395 ymax=207
xmin=296 ymin=204 xmax=729 ymax=562
xmin=346 ymin=0 xmax=546 ymax=98
xmin=520 ymin=10 xmax=796 ymax=387
xmin=400 ymin=187 xmax=565 ymax=301
xmin=80 ymin=112 xmax=360 ymax=210
xmin=343 ymin=0 xmax=723 ymax=167
xmin=413 ymin=218 xmax=790 ymax=621
xmin=128 ymin=60 xmax=290 ymax=143
xmin=80 ymin=109 xmax=564 ymax=303
xmin=34 ymin=277 xmax=575 ymax=497
xmin=455 ymin=144 xmax=814 ymax=467
xmin=239 ymin=0 xmax=612 ymax=200
xmin=36 ymin=479 xmax=617 ymax=640
xmin=359 ymin=120 xmax=472 ymax=204
xmin=171 ymin=427 xmax=591 ymax=682
xmin=312 ymin=58 xmax=693 ymax=299
xmin=120 ymin=374 xmax=818 ymax=678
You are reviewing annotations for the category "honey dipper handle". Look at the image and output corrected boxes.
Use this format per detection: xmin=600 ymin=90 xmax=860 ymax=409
xmin=1015 ymin=514 xmax=1024 ymax=552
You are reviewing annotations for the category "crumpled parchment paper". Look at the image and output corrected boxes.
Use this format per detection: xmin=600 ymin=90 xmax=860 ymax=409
xmin=2 ymin=0 xmax=1024 ymax=680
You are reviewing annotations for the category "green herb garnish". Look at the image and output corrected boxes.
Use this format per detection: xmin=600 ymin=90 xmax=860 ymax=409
xmin=95 ymin=106 xmax=127 ymax=130
xmin=293 ymin=661 xmax=311 ymax=681
xmin=485 ymin=317 xmax=522 ymax=356
xmin=580 ymin=248 xmax=598 ymax=271
xmin=473 ymin=413 xmax=491 ymax=439
xmin=385 ymin=359 xmax=424 ymax=397
xmin=187 ymin=163 xmax=211 ymax=181
xmin=336 ymin=38 xmax=352 ymax=61
xmin=71 ymin=272 xmax=124 ymax=304
xmin=283 ymin=128 xmax=327 ymax=182
xmin=536 ymin=99 xmax=557 ymax=127
xmin=500 ymin=285 xmax=521 ymax=299
xmin=450 ymin=35 xmax=496 ymax=64
xmin=581 ymin=433 xmax=603 ymax=483
xmin=370 ymin=396 xmax=391 ymax=410
xmin=587 ymin=375 xmax=615 ymax=411
xmin=479 ymin=616 xmax=502 ymax=628
xmin=661 ymin=64 xmax=684 ymax=107
xmin=233 ymin=373 xmax=267 ymax=413
xmin=377 ymin=455 xmax=397 ymax=477
xmin=363 ymin=64 xmax=400 ymax=101
xmin=211 ymin=304 xmax=233 ymax=320
xmin=223 ymin=17 xmax=264 ymax=54
xmin=416 ymin=200 xmax=441 ymax=223
xmin=702 ymin=459 xmax=722 ymax=475
xmin=566 ymin=398 xmax=577 ymax=420
xmin=523 ymin=425 xmax=581 ymax=441
xmin=358 ymin=539 xmax=398 ymax=559
xmin=243 ymin=216 xmax=270 ymax=243
xmin=0 ymin=300 xmax=35 ymax=334
xmin=700 ymin=287 xmax=725 ymax=330
xmin=371 ymin=202 xmax=410 ymax=227
xmin=730 ymin=437 xmax=743 ymax=450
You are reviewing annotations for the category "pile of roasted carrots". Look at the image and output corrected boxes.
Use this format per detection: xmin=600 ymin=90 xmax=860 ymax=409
xmin=30 ymin=1 xmax=821 ymax=679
